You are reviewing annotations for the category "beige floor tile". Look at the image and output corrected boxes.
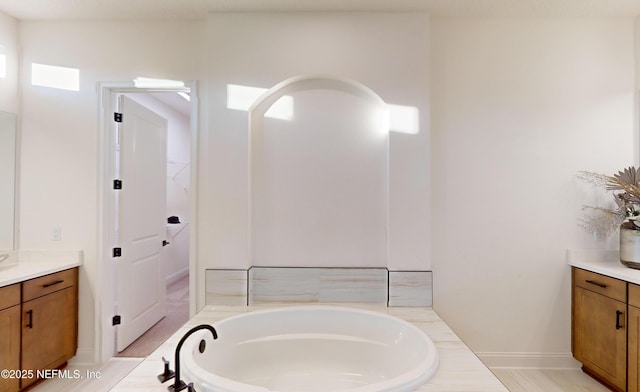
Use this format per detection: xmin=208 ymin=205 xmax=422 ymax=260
xmin=492 ymin=368 xmax=611 ymax=392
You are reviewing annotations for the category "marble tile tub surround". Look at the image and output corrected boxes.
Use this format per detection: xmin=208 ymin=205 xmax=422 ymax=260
xmin=205 ymin=267 xmax=433 ymax=306
xmin=111 ymin=304 xmax=508 ymax=392
xmin=389 ymin=271 xmax=433 ymax=307
xmin=205 ymin=269 xmax=248 ymax=306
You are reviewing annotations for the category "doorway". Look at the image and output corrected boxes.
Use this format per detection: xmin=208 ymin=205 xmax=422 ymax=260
xmin=97 ymin=81 xmax=198 ymax=362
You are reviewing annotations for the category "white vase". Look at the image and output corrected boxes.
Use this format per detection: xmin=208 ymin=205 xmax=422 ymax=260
xmin=620 ymin=223 xmax=640 ymax=269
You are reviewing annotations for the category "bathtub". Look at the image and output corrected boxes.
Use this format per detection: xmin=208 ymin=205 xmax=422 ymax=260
xmin=181 ymin=306 xmax=439 ymax=392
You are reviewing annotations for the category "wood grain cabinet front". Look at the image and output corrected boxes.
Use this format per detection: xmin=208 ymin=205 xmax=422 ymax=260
xmin=571 ymin=267 xmax=640 ymax=392
xmin=20 ymin=268 xmax=78 ymax=390
xmin=628 ymin=283 xmax=640 ymax=392
xmin=0 ymin=284 xmax=21 ymax=392
xmin=572 ymin=274 xmax=627 ymax=392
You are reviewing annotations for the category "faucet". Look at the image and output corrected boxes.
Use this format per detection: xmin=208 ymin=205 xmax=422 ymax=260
xmin=157 ymin=357 xmax=175 ymax=383
xmin=168 ymin=324 xmax=218 ymax=392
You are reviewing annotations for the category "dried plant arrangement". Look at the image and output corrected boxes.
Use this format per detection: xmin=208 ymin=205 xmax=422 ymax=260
xmin=577 ymin=166 xmax=640 ymax=238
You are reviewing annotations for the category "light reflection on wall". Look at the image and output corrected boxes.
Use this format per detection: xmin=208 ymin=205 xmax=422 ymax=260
xmin=388 ymin=104 xmax=419 ymax=134
xmin=31 ymin=63 xmax=80 ymax=91
xmin=133 ymin=77 xmax=185 ymax=88
xmin=229 ymin=83 xmax=419 ymax=134
xmin=227 ymin=84 xmax=293 ymax=120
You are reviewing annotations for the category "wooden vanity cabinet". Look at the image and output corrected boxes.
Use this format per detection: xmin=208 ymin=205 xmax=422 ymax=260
xmin=0 ymin=284 xmax=21 ymax=392
xmin=628 ymin=283 xmax=640 ymax=392
xmin=572 ymin=267 xmax=627 ymax=392
xmin=20 ymin=268 xmax=78 ymax=390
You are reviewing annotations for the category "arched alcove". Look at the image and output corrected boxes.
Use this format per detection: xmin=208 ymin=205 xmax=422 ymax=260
xmin=248 ymin=75 xmax=389 ymax=268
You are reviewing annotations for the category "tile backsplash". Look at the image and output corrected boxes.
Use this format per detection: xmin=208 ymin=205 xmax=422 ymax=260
xmin=205 ymin=267 xmax=432 ymax=307
xmin=205 ymin=269 xmax=248 ymax=305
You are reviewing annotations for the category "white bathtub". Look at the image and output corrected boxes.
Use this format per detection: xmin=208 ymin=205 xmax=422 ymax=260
xmin=181 ymin=306 xmax=439 ymax=392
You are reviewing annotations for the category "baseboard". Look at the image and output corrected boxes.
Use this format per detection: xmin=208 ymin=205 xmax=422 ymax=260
xmin=166 ymin=267 xmax=189 ymax=286
xmin=68 ymin=348 xmax=97 ymax=366
xmin=476 ymin=352 xmax=581 ymax=369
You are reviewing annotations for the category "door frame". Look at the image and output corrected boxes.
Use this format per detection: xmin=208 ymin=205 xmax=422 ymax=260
xmin=97 ymin=81 xmax=199 ymax=362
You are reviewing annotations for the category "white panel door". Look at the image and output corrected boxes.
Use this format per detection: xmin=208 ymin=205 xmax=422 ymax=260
xmin=116 ymin=95 xmax=168 ymax=352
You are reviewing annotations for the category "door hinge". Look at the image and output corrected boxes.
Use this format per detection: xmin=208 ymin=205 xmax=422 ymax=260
xmin=114 ymin=112 xmax=123 ymax=123
xmin=113 ymin=247 xmax=122 ymax=258
xmin=112 ymin=315 xmax=121 ymax=326
xmin=113 ymin=179 xmax=122 ymax=190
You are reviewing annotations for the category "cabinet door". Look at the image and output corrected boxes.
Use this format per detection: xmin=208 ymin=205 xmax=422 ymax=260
xmin=573 ymin=286 xmax=627 ymax=392
xmin=629 ymin=305 xmax=640 ymax=392
xmin=21 ymin=286 xmax=78 ymax=389
xmin=0 ymin=305 xmax=20 ymax=392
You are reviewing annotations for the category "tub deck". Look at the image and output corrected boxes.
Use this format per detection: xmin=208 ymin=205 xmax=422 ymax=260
xmin=111 ymin=304 xmax=508 ymax=391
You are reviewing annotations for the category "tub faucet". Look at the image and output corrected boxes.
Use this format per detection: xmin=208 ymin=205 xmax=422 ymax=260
xmin=157 ymin=357 xmax=174 ymax=383
xmin=169 ymin=324 xmax=218 ymax=392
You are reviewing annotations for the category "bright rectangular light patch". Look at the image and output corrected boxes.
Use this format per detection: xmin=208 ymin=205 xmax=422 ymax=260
xmin=31 ymin=63 xmax=79 ymax=91
xmin=388 ymin=104 xmax=419 ymax=134
xmin=0 ymin=54 xmax=6 ymax=78
xmin=134 ymin=77 xmax=185 ymax=88
xmin=227 ymin=84 xmax=293 ymax=120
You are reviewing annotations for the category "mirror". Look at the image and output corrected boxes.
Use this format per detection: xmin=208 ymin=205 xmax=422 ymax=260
xmin=0 ymin=111 xmax=16 ymax=249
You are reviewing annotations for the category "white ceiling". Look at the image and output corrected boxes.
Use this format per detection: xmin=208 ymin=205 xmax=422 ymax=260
xmin=1 ymin=0 xmax=640 ymax=21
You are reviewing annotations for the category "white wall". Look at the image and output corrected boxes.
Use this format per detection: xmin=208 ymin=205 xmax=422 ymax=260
xmin=253 ymin=88 xmax=388 ymax=267
xmin=430 ymin=18 xmax=636 ymax=366
xmin=18 ymin=20 xmax=205 ymax=362
xmin=201 ymin=12 xmax=431 ymax=274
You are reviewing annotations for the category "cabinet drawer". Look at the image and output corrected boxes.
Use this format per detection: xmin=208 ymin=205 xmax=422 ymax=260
xmin=0 ymin=283 xmax=20 ymax=310
xmin=573 ymin=268 xmax=626 ymax=302
xmin=23 ymin=268 xmax=78 ymax=302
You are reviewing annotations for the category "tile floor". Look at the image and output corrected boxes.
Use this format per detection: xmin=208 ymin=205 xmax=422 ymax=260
xmin=29 ymin=358 xmax=142 ymax=392
xmin=31 ymin=363 xmax=610 ymax=392
xmin=492 ymin=369 xmax=610 ymax=392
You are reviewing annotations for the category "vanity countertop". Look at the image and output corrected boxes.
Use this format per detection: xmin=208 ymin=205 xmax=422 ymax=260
xmin=0 ymin=250 xmax=82 ymax=287
xmin=567 ymin=248 xmax=640 ymax=285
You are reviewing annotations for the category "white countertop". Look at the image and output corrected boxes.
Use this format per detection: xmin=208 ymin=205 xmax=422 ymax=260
xmin=112 ymin=304 xmax=508 ymax=392
xmin=0 ymin=250 xmax=83 ymax=287
xmin=567 ymin=248 xmax=640 ymax=285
